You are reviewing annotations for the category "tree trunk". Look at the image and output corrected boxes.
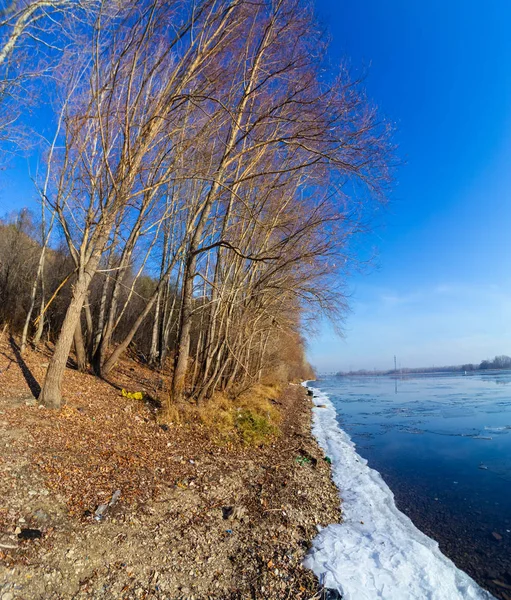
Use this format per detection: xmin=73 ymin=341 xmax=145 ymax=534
xmin=94 ymin=290 xmax=117 ymax=374
xmin=159 ymin=288 xmax=177 ymax=368
xmin=32 ymin=279 xmax=45 ymax=347
xmin=39 ymin=285 xmax=87 ymax=407
xmin=21 ymin=266 xmax=42 ymax=353
xmin=171 ymin=259 xmax=194 ymax=404
xmin=83 ymin=297 xmax=94 ymax=358
xmin=73 ymin=317 xmax=87 ymax=373
xmin=101 ymin=287 xmax=159 ymax=376
xmin=39 ymin=263 xmax=98 ymax=408
xmin=21 ymin=205 xmax=53 ymax=352
xmin=92 ymin=273 xmax=110 ymax=355
xmin=148 ymin=288 xmax=162 ymax=365
xmin=191 ymin=329 xmax=203 ymax=391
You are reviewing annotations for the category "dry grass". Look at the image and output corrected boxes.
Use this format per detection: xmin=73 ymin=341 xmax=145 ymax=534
xmin=161 ymin=384 xmax=283 ymax=446
xmin=234 ymin=383 xmax=281 ymax=444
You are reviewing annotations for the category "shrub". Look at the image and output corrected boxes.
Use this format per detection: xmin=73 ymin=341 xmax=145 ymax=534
xmin=235 ymin=409 xmax=277 ymax=446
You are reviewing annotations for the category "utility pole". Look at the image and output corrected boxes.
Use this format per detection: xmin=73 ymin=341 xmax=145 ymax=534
xmin=394 ymin=355 xmax=397 ymax=372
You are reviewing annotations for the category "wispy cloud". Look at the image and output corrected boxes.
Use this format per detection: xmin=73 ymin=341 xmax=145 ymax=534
xmin=308 ymin=281 xmax=511 ymax=371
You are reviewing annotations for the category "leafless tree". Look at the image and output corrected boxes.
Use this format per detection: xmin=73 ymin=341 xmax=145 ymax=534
xmin=0 ymin=0 xmax=392 ymax=411
xmin=38 ymin=0 xmax=248 ymax=407
xmin=168 ymin=0 xmax=391 ymax=408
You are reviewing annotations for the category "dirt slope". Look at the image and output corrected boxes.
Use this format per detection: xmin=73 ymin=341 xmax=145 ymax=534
xmin=0 ymin=341 xmax=340 ymax=599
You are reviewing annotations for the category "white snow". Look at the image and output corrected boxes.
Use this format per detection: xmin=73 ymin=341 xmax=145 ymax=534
xmin=302 ymin=382 xmax=496 ymax=600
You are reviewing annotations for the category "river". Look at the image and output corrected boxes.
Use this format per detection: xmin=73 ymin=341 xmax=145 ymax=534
xmin=309 ymin=372 xmax=511 ymax=599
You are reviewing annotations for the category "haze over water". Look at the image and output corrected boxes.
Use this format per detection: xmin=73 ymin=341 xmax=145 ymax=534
xmin=316 ymin=372 xmax=511 ymax=599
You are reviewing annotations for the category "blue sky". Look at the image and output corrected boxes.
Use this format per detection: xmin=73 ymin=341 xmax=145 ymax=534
xmin=308 ymin=0 xmax=511 ymax=372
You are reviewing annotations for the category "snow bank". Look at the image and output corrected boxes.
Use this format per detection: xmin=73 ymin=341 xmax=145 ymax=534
xmin=302 ymin=383 xmax=495 ymax=600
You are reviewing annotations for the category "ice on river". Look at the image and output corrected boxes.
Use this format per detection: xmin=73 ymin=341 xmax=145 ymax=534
xmin=302 ymin=383 xmax=495 ymax=600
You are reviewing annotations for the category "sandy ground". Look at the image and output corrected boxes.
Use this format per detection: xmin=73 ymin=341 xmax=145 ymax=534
xmin=0 ymin=339 xmax=341 ymax=599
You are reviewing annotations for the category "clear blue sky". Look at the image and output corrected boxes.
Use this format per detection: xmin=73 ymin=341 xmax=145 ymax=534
xmin=1 ymin=0 xmax=510 ymax=373
xmin=309 ymin=0 xmax=511 ymax=372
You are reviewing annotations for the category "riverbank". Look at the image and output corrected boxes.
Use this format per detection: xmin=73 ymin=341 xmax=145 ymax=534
xmin=0 ymin=341 xmax=340 ymax=599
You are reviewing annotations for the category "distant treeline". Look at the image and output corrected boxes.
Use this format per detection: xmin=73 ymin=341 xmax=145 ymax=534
xmin=337 ymin=355 xmax=511 ymax=377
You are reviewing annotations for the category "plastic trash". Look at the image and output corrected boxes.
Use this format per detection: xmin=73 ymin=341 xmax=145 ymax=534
xmin=94 ymin=489 xmax=121 ymax=522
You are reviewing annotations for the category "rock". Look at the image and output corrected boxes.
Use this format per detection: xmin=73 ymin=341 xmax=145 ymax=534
xmin=18 ymin=528 xmax=42 ymax=540
xmin=324 ymin=590 xmax=342 ymax=600
xmin=33 ymin=509 xmax=49 ymax=523
xmin=222 ymin=507 xmax=234 ymax=520
xmin=2 ymin=592 xmax=14 ymax=600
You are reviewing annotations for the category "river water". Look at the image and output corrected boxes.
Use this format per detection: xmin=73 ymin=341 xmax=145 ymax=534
xmin=314 ymin=372 xmax=511 ymax=599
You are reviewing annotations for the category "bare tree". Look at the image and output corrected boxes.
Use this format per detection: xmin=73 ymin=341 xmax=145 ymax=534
xmin=38 ymin=0 xmax=247 ymax=407
xmin=168 ymin=0 xmax=391 ymax=407
xmin=0 ymin=0 xmax=392 ymax=411
xmin=0 ymin=0 xmax=98 ymax=144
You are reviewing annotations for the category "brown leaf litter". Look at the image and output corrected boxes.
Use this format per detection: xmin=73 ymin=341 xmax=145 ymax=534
xmin=0 ymin=340 xmax=341 ymax=599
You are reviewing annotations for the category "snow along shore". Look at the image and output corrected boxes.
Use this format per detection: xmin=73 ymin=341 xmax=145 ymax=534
xmin=302 ymin=382 xmax=496 ymax=600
